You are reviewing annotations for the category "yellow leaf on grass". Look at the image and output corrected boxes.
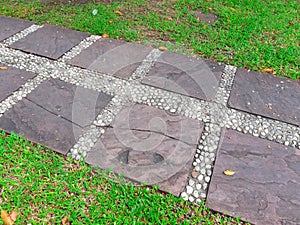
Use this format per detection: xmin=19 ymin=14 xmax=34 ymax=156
xmin=203 ymin=24 xmax=207 ymax=29
xmin=159 ymin=46 xmax=167 ymax=51
xmin=0 ymin=66 xmax=8 ymax=70
xmin=223 ymin=169 xmax=235 ymax=176
xmin=102 ymin=33 xmax=109 ymax=38
xmin=1 ymin=210 xmax=13 ymax=225
xmin=61 ymin=217 xmax=70 ymax=225
xmin=115 ymin=10 xmax=123 ymax=16
xmin=261 ymin=68 xmax=276 ymax=75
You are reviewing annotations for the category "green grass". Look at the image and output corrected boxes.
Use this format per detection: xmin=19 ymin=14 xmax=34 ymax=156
xmin=0 ymin=0 xmax=299 ymax=79
xmin=0 ymin=131 xmax=246 ymax=224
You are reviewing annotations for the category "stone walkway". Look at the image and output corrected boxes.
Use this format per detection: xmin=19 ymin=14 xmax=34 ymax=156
xmin=0 ymin=16 xmax=299 ymax=225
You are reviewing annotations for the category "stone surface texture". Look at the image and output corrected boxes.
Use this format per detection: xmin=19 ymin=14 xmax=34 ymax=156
xmin=228 ymin=68 xmax=300 ymax=126
xmin=26 ymin=78 xmax=112 ymax=127
xmin=0 ymin=65 xmax=36 ymax=102
xmin=85 ymin=104 xmax=203 ymax=196
xmin=142 ymin=51 xmax=223 ymax=100
xmin=69 ymin=38 xmax=152 ymax=79
xmin=0 ymin=16 xmax=34 ymax=41
xmin=10 ymin=25 xmax=89 ymax=59
xmin=207 ymin=129 xmax=300 ymax=225
xmin=0 ymin=98 xmax=82 ymax=154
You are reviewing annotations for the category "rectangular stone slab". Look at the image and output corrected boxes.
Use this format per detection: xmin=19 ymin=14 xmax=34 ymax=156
xmin=206 ymin=129 xmax=300 ymax=225
xmin=26 ymin=78 xmax=112 ymax=128
xmin=85 ymin=103 xmax=204 ymax=196
xmin=0 ymin=16 xmax=34 ymax=41
xmin=0 ymin=98 xmax=82 ymax=154
xmin=10 ymin=25 xmax=89 ymax=59
xmin=228 ymin=68 xmax=300 ymax=126
xmin=68 ymin=38 xmax=152 ymax=79
xmin=0 ymin=65 xmax=36 ymax=102
xmin=142 ymin=51 xmax=224 ymax=100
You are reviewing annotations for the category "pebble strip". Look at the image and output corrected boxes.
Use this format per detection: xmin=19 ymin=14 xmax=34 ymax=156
xmin=214 ymin=65 xmax=237 ymax=105
xmin=181 ymin=123 xmax=222 ymax=203
xmin=129 ymin=49 xmax=162 ymax=82
xmin=2 ymin=24 xmax=43 ymax=46
xmin=59 ymin=35 xmax=101 ymax=63
xmin=0 ymin=27 xmax=299 ymax=205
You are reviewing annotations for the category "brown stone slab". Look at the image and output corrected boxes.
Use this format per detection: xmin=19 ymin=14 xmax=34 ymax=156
xmin=85 ymin=104 xmax=203 ymax=196
xmin=0 ymin=16 xmax=34 ymax=41
xmin=110 ymin=104 xmax=200 ymax=145
xmin=26 ymin=78 xmax=112 ymax=128
xmin=10 ymin=25 xmax=89 ymax=59
xmin=206 ymin=129 xmax=300 ymax=225
xmin=0 ymin=65 xmax=36 ymax=102
xmin=68 ymin=38 xmax=152 ymax=79
xmin=142 ymin=51 xmax=224 ymax=100
xmin=228 ymin=68 xmax=300 ymax=126
xmin=0 ymin=98 xmax=82 ymax=154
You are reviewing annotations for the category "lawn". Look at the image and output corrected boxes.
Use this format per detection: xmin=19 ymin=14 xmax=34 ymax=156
xmin=0 ymin=131 xmax=246 ymax=224
xmin=0 ymin=0 xmax=299 ymax=79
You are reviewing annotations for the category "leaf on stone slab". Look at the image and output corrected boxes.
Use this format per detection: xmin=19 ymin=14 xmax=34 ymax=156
xmin=158 ymin=46 xmax=167 ymax=51
xmin=0 ymin=66 xmax=8 ymax=70
xmin=223 ymin=169 xmax=235 ymax=176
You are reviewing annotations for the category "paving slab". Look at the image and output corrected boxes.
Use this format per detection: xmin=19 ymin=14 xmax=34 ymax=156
xmin=0 ymin=98 xmax=82 ymax=154
xmin=26 ymin=78 xmax=112 ymax=127
xmin=85 ymin=104 xmax=203 ymax=196
xmin=206 ymin=129 xmax=300 ymax=225
xmin=10 ymin=25 xmax=89 ymax=59
xmin=228 ymin=68 xmax=300 ymax=126
xmin=142 ymin=51 xmax=223 ymax=100
xmin=0 ymin=64 xmax=36 ymax=102
xmin=0 ymin=16 xmax=34 ymax=41
xmin=68 ymin=38 xmax=152 ymax=79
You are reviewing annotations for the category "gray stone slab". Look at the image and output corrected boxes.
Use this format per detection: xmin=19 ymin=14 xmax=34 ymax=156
xmin=142 ymin=51 xmax=224 ymax=100
xmin=0 ymin=98 xmax=82 ymax=154
xmin=10 ymin=25 xmax=89 ymax=59
xmin=26 ymin=78 xmax=112 ymax=128
xmin=207 ymin=129 xmax=300 ymax=225
xmin=0 ymin=16 xmax=34 ymax=41
xmin=68 ymin=38 xmax=152 ymax=79
xmin=0 ymin=65 xmax=36 ymax=102
xmin=228 ymin=68 xmax=300 ymax=126
xmin=85 ymin=104 xmax=203 ymax=196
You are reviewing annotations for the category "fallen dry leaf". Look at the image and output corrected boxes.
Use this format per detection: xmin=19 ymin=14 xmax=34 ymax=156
xmin=203 ymin=24 xmax=207 ymax=29
xmin=1 ymin=210 xmax=13 ymax=225
xmin=102 ymin=33 xmax=109 ymax=38
xmin=191 ymin=169 xmax=198 ymax=178
xmin=61 ymin=217 xmax=70 ymax=225
xmin=223 ymin=169 xmax=235 ymax=176
xmin=158 ymin=46 xmax=167 ymax=51
xmin=0 ymin=66 xmax=8 ymax=70
xmin=9 ymin=212 xmax=18 ymax=222
xmin=115 ymin=10 xmax=123 ymax=16
xmin=261 ymin=68 xmax=276 ymax=75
